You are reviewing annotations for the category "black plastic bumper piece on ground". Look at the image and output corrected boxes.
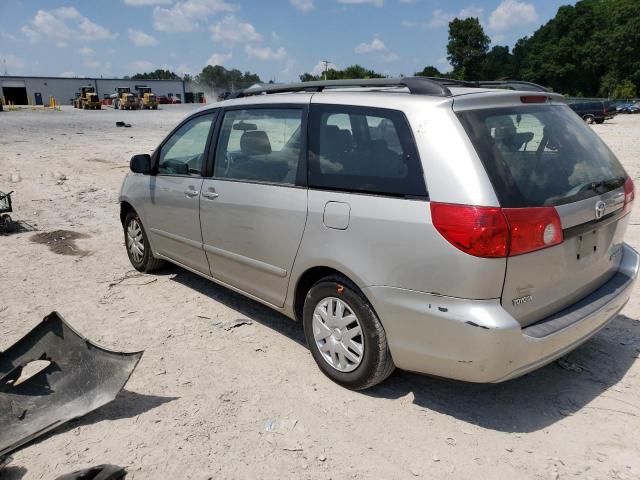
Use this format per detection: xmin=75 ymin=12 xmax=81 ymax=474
xmin=55 ymin=464 xmax=127 ymax=480
xmin=0 ymin=312 xmax=143 ymax=458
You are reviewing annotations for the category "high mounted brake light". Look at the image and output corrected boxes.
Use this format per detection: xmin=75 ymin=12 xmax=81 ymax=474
xmin=430 ymin=203 xmax=563 ymax=258
xmin=520 ymin=95 xmax=549 ymax=104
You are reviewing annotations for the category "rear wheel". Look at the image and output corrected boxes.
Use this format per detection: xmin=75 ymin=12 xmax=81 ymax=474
xmin=123 ymin=211 xmax=164 ymax=272
xmin=303 ymin=276 xmax=394 ymax=390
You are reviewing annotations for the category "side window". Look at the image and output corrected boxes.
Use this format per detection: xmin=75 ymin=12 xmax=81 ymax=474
xmin=214 ymin=108 xmax=303 ymax=185
xmin=158 ymin=113 xmax=215 ymax=176
xmin=308 ymin=105 xmax=427 ymax=197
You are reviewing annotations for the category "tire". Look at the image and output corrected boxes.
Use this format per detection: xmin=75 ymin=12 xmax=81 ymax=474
xmin=595 ymin=118 xmax=604 ymax=124
xmin=123 ymin=211 xmax=164 ymax=272
xmin=1 ymin=214 xmax=13 ymax=233
xmin=303 ymin=275 xmax=395 ymax=390
xmin=584 ymin=115 xmax=595 ymax=124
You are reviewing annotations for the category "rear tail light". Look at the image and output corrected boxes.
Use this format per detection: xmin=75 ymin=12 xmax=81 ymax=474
xmin=502 ymin=207 xmax=563 ymax=256
xmin=624 ymin=177 xmax=635 ymax=214
xmin=430 ymin=203 xmax=563 ymax=258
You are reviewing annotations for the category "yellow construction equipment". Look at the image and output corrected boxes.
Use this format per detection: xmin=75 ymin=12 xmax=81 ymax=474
xmin=112 ymin=87 xmax=138 ymax=110
xmin=73 ymin=86 xmax=101 ymax=110
xmin=135 ymin=86 xmax=158 ymax=110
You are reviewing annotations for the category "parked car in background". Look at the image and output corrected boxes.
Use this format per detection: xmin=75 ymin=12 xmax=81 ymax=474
xmin=616 ymin=102 xmax=640 ymax=114
xmin=568 ymin=100 xmax=616 ymax=124
xmin=120 ymin=77 xmax=637 ymax=390
xmin=157 ymin=95 xmax=171 ymax=104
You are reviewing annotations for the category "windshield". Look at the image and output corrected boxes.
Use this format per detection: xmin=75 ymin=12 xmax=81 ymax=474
xmin=456 ymin=104 xmax=626 ymax=207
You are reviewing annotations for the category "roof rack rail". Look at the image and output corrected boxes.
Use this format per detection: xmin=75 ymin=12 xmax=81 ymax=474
xmin=229 ymin=76 xmax=550 ymax=99
xmin=230 ymin=76 xmax=453 ymax=98
xmin=420 ymin=77 xmax=550 ymax=92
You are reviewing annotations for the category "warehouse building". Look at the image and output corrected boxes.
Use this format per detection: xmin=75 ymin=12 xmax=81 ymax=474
xmin=0 ymin=76 xmax=186 ymax=105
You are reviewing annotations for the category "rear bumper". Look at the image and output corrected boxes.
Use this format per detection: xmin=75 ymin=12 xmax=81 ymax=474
xmin=364 ymin=243 xmax=639 ymax=383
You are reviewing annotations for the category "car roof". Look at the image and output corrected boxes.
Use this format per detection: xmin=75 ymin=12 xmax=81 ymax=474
xmin=194 ymin=85 xmax=565 ymax=114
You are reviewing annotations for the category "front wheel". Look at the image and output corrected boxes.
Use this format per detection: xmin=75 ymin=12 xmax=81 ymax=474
xmin=303 ymin=276 xmax=395 ymax=390
xmin=584 ymin=115 xmax=595 ymax=124
xmin=123 ymin=212 xmax=164 ymax=272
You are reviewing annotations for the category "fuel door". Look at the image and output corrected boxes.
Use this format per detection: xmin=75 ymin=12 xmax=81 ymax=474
xmin=323 ymin=201 xmax=350 ymax=230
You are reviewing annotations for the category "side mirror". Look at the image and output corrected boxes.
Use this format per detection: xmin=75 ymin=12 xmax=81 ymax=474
xmin=130 ymin=154 xmax=152 ymax=174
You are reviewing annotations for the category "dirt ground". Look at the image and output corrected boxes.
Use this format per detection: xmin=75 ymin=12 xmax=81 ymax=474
xmin=1 ymin=105 xmax=640 ymax=480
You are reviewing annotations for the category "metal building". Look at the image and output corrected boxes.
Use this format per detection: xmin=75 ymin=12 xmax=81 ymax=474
xmin=0 ymin=76 xmax=186 ymax=105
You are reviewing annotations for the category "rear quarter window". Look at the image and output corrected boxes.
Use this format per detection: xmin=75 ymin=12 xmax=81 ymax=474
xmin=308 ymin=104 xmax=427 ymax=197
xmin=456 ymin=104 xmax=626 ymax=207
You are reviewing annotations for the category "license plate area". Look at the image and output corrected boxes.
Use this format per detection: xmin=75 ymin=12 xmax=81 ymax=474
xmin=576 ymin=230 xmax=599 ymax=261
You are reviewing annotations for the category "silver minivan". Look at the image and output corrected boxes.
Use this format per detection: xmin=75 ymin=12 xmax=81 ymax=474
xmin=119 ymin=77 xmax=638 ymax=390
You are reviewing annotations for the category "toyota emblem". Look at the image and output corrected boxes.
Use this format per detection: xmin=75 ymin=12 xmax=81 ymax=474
xmin=595 ymin=200 xmax=606 ymax=219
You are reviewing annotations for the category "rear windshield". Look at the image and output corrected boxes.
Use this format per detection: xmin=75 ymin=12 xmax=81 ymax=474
xmin=457 ymin=104 xmax=626 ymax=207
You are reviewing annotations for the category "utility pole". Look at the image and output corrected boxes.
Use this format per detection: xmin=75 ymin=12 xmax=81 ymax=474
xmin=2 ymin=58 xmax=8 ymax=76
xmin=321 ymin=60 xmax=331 ymax=81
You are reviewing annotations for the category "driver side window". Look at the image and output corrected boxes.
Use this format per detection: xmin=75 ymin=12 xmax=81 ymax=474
xmin=158 ymin=113 xmax=215 ymax=176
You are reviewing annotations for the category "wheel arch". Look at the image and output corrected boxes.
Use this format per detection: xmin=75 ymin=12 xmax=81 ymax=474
xmin=292 ymin=265 xmax=369 ymax=322
xmin=119 ymin=201 xmax=136 ymax=226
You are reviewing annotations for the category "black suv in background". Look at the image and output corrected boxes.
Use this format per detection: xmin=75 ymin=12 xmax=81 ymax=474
xmin=568 ymin=100 xmax=616 ymax=124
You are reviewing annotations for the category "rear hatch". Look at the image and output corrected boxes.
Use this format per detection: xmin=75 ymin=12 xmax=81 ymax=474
xmin=456 ymin=100 xmax=632 ymax=326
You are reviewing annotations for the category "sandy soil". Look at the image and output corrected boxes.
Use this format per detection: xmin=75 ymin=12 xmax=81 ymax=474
xmin=1 ymin=105 xmax=639 ymax=480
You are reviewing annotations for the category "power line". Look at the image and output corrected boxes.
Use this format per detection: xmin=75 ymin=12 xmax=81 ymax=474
xmin=321 ymin=60 xmax=331 ymax=80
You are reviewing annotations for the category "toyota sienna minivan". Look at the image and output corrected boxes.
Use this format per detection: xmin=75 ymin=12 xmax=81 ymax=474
xmin=119 ymin=77 xmax=638 ymax=390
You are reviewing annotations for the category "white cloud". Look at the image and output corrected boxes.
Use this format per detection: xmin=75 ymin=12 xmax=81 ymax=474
xmin=290 ymin=0 xmax=314 ymax=12
xmin=177 ymin=64 xmax=196 ymax=75
xmin=124 ymin=0 xmax=171 ymax=5
xmin=0 ymin=53 xmax=26 ymax=73
xmin=488 ymin=0 xmax=538 ymax=32
xmin=21 ymin=7 xmax=117 ymax=47
xmin=207 ymin=52 xmax=232 ymax=65
xmin=84 ymin=58 xmax=112 ymax=76
xmin=128 ymin=28 xmax=159 ymax=47
xmin=0 ymin=31 xmax=20 ymax=42
xmin=427 ymin=6 xmax=483 ymax=29
xmin=59 ymin=71 xmax=78 ymax=77
xmin=398 ymin=0 xmax=416 ymax=3
xmin=355 ymin=38 xmax=386 ymax=53
xmin=401 ymin=19 xmax=417 ymax=27
xmin=355 ymin=37 xmax=399 ymax=62
xmin=210 ymin=16 xmax=261 ymax=46
xmin=282 ymin=58 xmax=296 ymax=75
xmin=129 ymin=60 xmax=156 ymax=71
xmin=245 ymin=45 xmax=287 ymax=61
xmin=153 ymin=0 xmax=237 ymax=32
xmin=311 ymin=60 xmax=336 ymax=76
xmin=79 ymin=47 xmax=95 ymax=56
xmin=381 ymin=52 xmax=399 ymax=62
xmin=338 ymin=0 xmax=384 ymax=6
xmin=459 ymin=6 xmax=484 ymax=18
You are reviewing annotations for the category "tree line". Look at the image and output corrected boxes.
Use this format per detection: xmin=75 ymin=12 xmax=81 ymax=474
xmin=129 ymin=0 xmax=638 ymax=98
xmin=297 ymin=0 xmax=639 ymax=98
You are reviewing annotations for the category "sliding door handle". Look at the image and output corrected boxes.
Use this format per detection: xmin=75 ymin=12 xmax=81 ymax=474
xmin=202 ymin=191 xmax=219 ymax=200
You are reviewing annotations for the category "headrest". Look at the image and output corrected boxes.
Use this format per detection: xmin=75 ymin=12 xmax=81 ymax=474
xmin=240 ymin=131 xmax=272 ymax=155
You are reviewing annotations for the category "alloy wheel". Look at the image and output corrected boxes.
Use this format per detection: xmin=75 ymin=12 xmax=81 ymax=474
xmin=312 ymin=297 xmax=364 ymax=372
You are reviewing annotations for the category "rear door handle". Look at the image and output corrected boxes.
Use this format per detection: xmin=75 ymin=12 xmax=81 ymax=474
xmin=202 ymin=191 xmax=219 ymax=200
xmin=184 ymin=189 xmax=199 ymax=198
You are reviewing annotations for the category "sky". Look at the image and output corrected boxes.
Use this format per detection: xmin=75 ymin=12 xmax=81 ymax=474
xmin=0 ymin=0 xmax=575 ymax=82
